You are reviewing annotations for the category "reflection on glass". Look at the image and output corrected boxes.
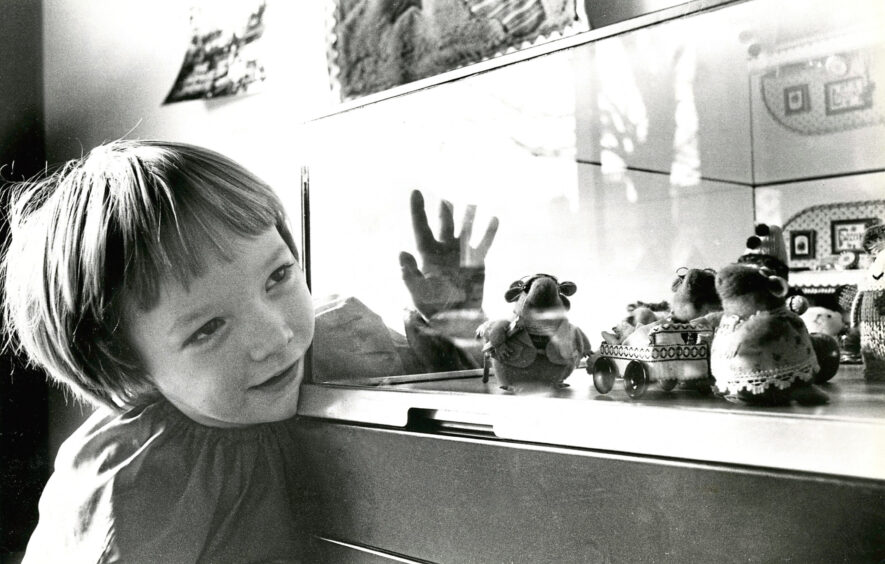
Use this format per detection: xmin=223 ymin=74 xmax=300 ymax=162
xmin=303 ymin=0 xmax=885 ymax=390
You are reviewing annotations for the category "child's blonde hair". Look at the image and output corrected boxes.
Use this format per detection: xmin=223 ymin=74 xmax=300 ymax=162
xmin=2 ymin=140 xmax=298 ymax=409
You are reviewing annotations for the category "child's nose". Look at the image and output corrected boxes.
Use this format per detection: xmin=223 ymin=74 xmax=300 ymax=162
xmin=248 ymin=310 xmax=295 ymax=363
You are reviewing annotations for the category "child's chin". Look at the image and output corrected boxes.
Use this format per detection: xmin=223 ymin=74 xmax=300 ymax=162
xmin=271 ymin=395 xmax=302 ymax=421
xmin=252 ymin=389 xmax=302 ymax=424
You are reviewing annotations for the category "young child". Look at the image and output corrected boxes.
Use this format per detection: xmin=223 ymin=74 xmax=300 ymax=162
xmin=2 ymin=140 xmax=318 ymax=562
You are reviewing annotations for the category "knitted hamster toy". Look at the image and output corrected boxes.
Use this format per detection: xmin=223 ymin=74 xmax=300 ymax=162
xmin=477 ymin=274 xmax=591 ymax=391
xmin=710 ymin=264 xmax=828 ymax=405
xmin=850 ymin=225 xmax=885 ymax=381
xmin=670 ymin=267 xmax=722 ymax=322
xmin=602 ymin=268 xmax=721 ymax=346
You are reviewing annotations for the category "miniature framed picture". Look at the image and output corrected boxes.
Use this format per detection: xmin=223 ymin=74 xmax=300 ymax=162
xmin=825 ymin=76 xmax=872 ymax=115
xmin=790 ymin=230 xmax=815 ymax=260
xmin=831 ymin=218 xmax=877 ymax=254
xmin=784 ymin=84 xmax=810 ymax=115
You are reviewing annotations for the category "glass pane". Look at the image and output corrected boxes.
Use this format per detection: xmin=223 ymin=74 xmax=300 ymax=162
xmin=301 ymin=0 xmax=885 ymax=392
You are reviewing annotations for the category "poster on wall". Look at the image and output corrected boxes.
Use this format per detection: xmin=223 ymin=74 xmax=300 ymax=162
xmin=327 ymin=0 xmax=586 ymax=101
xmin=163 ymin=0 xmax=268 ymax=104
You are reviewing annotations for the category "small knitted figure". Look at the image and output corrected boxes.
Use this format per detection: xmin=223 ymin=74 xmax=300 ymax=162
xmin=851 ymin=225 xmax=885 ymax=381
xmin=477 ymin=274 xmax=591 ymax=391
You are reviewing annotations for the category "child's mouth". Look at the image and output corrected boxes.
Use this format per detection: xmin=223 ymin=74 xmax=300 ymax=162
xmin=250 ymin=361 xmax=300 ymax=391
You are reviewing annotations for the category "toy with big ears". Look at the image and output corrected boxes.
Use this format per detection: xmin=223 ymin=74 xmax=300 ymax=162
xmin=850 ymin=225 xmax=885 ymax=381
xmin=710 ymin=264 xmax=827 ymax=405
xmin=476 ymin=274 xmax=591 ymax=391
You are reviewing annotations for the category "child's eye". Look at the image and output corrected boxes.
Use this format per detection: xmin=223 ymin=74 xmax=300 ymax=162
xmin=266 ymin=263 xmax=295 ymax=290
xmin=185 ymin=318 xmax=225 ymax=347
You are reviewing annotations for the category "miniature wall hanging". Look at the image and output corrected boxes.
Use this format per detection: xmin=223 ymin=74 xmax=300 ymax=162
xmin=476 ymin=274 xmax=590 ymax=392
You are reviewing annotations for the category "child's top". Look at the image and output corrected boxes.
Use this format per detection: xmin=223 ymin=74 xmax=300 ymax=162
xmin=24 ymin=398 xmax=315 ymax=564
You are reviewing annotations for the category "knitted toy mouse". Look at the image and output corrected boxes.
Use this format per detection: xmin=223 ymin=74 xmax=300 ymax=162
xmin=850 ymin=224 xmax=885 ymax=381
xmin=476 ymin=274 xmax=591 ymax=391
xmin=709 ymin=263 xmax=828 ymax=405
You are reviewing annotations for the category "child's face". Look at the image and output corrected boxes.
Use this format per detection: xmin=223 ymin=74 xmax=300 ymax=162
xmin=123 ymin=227 xmax=314 ymax=427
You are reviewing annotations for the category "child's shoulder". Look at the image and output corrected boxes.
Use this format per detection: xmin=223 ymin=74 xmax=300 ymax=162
xmin=56 ymin=399 xmax=292 ymax=485
xmin=57 ymin=400 xmax=179 ymax=474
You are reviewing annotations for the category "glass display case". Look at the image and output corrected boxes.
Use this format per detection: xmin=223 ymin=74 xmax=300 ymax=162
xmin=287 ymin=1 xmax=885 ymax=560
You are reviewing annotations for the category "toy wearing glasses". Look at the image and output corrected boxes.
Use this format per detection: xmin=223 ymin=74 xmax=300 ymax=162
xmin=476 ymin=274 xmax=591 ymax=391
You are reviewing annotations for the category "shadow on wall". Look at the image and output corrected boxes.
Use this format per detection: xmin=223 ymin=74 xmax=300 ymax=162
xmin=0 ymin=110 xmax=45 ymax=182
xmin=1 ymin=114 xmax=49 ymax=554
xmin=1 ymin=5 xmax=50 ymax=552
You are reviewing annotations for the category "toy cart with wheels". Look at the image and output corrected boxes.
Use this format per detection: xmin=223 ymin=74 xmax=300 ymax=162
xmin=590 ymin=321 xmax=714 ymax=399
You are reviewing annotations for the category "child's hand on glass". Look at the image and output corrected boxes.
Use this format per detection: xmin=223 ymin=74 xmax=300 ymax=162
xmin=399 ymin=190 xmax=499 ymax=319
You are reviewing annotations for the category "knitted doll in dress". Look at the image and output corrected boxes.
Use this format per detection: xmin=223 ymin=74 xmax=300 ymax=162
xmin=710 ymin=263 xmax=828 ymax=405
xmin=851 ymin=225 xmax=885 ymax=381
xmin=735 ymin=223 xmax=841 ymax=383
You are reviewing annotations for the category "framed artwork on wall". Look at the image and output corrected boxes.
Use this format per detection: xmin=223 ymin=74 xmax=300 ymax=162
xmin=326 ymin=0 xmax=585 ymax=100
xmin=790 ymin=230 xmax=816 ymax=259
xmin=830 ymin=218 xmax=878 ymax=254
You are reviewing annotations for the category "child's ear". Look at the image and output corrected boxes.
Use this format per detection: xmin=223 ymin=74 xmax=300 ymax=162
xmin=767 ymin=275 xmax=789 ymax=299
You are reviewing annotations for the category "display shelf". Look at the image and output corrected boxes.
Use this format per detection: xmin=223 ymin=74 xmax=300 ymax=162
xmin=298 ymin=364 xmax=885 ymax=481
